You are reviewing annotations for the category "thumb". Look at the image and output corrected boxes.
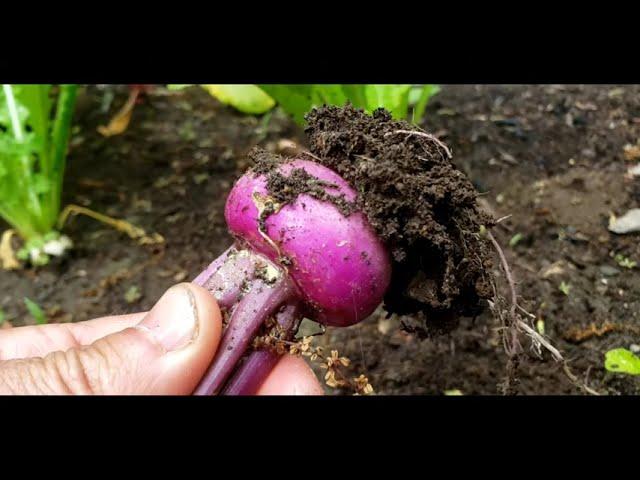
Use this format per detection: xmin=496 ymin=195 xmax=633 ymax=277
xmin=0 ymin=283 xmax=222 ymax=395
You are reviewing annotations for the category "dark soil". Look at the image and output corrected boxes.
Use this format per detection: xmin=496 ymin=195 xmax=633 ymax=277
xmin=2 ymin=84 xmax=639 ymax=395
xmin=251 ymin=149 xmax=356 ymax=218
xmin=304 ymin=106 xmax=494 ymax=335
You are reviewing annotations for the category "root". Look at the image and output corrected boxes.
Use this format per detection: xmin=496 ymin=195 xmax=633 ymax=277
xmin=482 ymin=229 xmax=618 ymax=397
xmin=487 ymin=230 xmax=563 ymax=361
xmin=97 ymin=87 xmax=139 ymax=137
xmin=388 ymin=129 xmax=452 ymax=159
xmin=486 ymin=229 xmax=564 ymax=394
xmin=57 ymin=204 xmax=164 ymax=246
xmin=563 ymin=363 xmax=602 ymax=396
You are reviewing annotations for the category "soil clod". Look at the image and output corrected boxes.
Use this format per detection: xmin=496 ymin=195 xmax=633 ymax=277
xmin=252 ymin=105 xmax=495 ymax=335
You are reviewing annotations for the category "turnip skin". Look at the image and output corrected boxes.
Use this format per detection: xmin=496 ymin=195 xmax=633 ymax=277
xmin=225 ymin=159 xmax=391 ymax=327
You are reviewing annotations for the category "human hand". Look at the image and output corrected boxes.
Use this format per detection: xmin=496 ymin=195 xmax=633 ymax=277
xmin=0 ymin=283 xmax=323 ymax=395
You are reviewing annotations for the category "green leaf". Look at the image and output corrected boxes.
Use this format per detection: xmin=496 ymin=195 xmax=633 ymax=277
xmin=364 ymin=85 xmax=412 ymax=118
xmin=408 ymin=87 xmax=424 ymax=106
xmin=0 ymin=308 xmax=5 ymax=325
xmin=0 ymin=85 xmax=30 ymax=127
xmin=0 ymin=133 xmax=41 ymax=156
xmin=201 ymin=85 xmax=275 ymax=114
xmin=15 ymin=85 xmax=52 ymax=150
xmin=311 ymin=85 xmax=350 ymax=108
xmin=32 ymin=174 xmax=52 ymax=194
xmin=559 ymin=281 xmax=571 ymax=296
xmin=258 ymin=85 xmax=315 ymax=124
xmin=340 ymin=85 xmax=368 ymax=109
xmin=509 ymin=232 xmax=524 ymax=247
xmin=411 ymin=85 xmax=440 ymax=123
xmin=605 ymin=348 xmax=640 ymax=375
xmin=614 ymin=254 xmax=637 ymax=269
xmin=24 ymin=297 xmax=46 ymax=324
xmin=46 ymin=84 xmax=78 ymax=228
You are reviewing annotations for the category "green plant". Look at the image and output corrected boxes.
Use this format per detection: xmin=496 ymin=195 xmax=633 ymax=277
xmin=168 ymin=84 xmax=439 ymax=124
xmin=614 ymin=253 xmax=637 ymax=269
xmin=259 ymin=84 xmax=439 ymax=124
xmin=0 ymin=84 xmax=78 ymax=265
xmin=559 ymin=281 xmax=571 ymax=296
xmin=509 ymin=232 xmax=524 ymax=247
xmin=604 ymin=348 xmax=640 ymax=375
xmin=24 ymin=297 xmax=46 ymax=324
xmin=260 ymin=84 xmax=438 ymax=123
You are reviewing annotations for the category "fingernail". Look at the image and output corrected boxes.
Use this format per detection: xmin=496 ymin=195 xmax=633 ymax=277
xmin=138 ymin=284 xmax=199 ymax=351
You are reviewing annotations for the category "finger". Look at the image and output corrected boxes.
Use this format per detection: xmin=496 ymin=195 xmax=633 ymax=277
xmin=256 ymin=354 xmax=324 ymax=395
xmin=0 ymin=312 xmax=147 ymax=361
xmin=0 ymin=283 xmax=222 ymax=395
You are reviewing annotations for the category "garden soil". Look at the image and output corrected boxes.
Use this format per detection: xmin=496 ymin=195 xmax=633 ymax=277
xmin=2 ymin=85 xmax=639 ymax=395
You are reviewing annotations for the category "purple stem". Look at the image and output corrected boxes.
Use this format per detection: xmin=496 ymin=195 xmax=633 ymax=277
xmin=192 ymin=246 xmax=233 ymax=286
xmin=193 ymin=274 xmax=295 ymax=395
xmin=193 ymin=246 xmax=259 ymax=309
xmin=222 ymin=302 xmax=301 ymax=395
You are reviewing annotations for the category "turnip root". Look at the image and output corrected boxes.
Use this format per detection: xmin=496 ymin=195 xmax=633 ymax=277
xmin=192 ymin=159 xmax=391 ymax=395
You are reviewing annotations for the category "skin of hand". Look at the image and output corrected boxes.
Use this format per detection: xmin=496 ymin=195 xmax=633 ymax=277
xmin=0 ymin=283 xmax=324 ymax=395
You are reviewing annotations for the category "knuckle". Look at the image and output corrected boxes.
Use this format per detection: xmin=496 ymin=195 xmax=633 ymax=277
xmin=0 ymin=328 xmax=158 ymax=395
xmin=0 ymin=360 xmax=34 ymax=394
xmin=0 ymin=355 xmax=75 ymax=395
xmin=49 ymin=349 xmax=96 ymax=394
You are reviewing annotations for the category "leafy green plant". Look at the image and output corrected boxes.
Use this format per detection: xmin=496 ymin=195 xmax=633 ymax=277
xmin=168 ymin=84 xmax=439 ymax=124
xmin=259 ymin=84 xmax=438 ymax=124
xmin=558 ymin=281 xmax=571 ymax=296
xmin=509 ymin=232 xmax=524 ymax=247
xmin=614 ymin=253 xmax=637 ymax=269
xmin=0 ymin=84 xmax=78 ymax=265
xmin=604 ymin=348 xmax=640 ymax=375
xmin=200 ymin=85 xmax=275 ymax=114
xmin=24 ymin=297 xmax=46 ymax=324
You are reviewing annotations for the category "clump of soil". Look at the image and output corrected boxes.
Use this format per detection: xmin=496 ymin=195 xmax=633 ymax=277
xmin=251 ymin=149 xmax=356 ymax=217
xmin=253 ymin=105 xmax=495 ymax=335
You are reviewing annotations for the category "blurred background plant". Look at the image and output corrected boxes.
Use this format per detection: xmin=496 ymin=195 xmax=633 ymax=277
xmin=0 ymin=84 xmax=78 ymax=267
xmin=167 ymin=84 xmax=439 ymax=124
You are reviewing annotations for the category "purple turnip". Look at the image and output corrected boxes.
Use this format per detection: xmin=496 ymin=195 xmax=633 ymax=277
xmin=192 ymin=159 xmax=391 ymax=395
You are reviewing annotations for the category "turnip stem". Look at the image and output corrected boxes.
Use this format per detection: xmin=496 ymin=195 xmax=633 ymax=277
xmin=222 ymin=302 xmax=300 ymax=395
xmin=193 ymin=246 xmax=263 ymax=309
xmin=193 ymin=271 xmax=295 ymax=395
xmin=192 ymin=246 xmax=233 ymax=286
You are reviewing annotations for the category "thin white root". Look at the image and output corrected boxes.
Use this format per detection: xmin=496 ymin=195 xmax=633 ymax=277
xmin=388 ymin=129 xmax=452 ymax=159
xmin=487 ymin=230 xmax=564 ymax=362
xmin=517 ymin=319 xmax=564 ymax=362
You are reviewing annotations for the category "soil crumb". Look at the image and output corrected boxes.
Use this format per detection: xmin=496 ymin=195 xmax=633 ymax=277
xmin=251 ymin=149 xmax=356 ymax=218
xmin=254 ymin=105 xmax=495 ymax=335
